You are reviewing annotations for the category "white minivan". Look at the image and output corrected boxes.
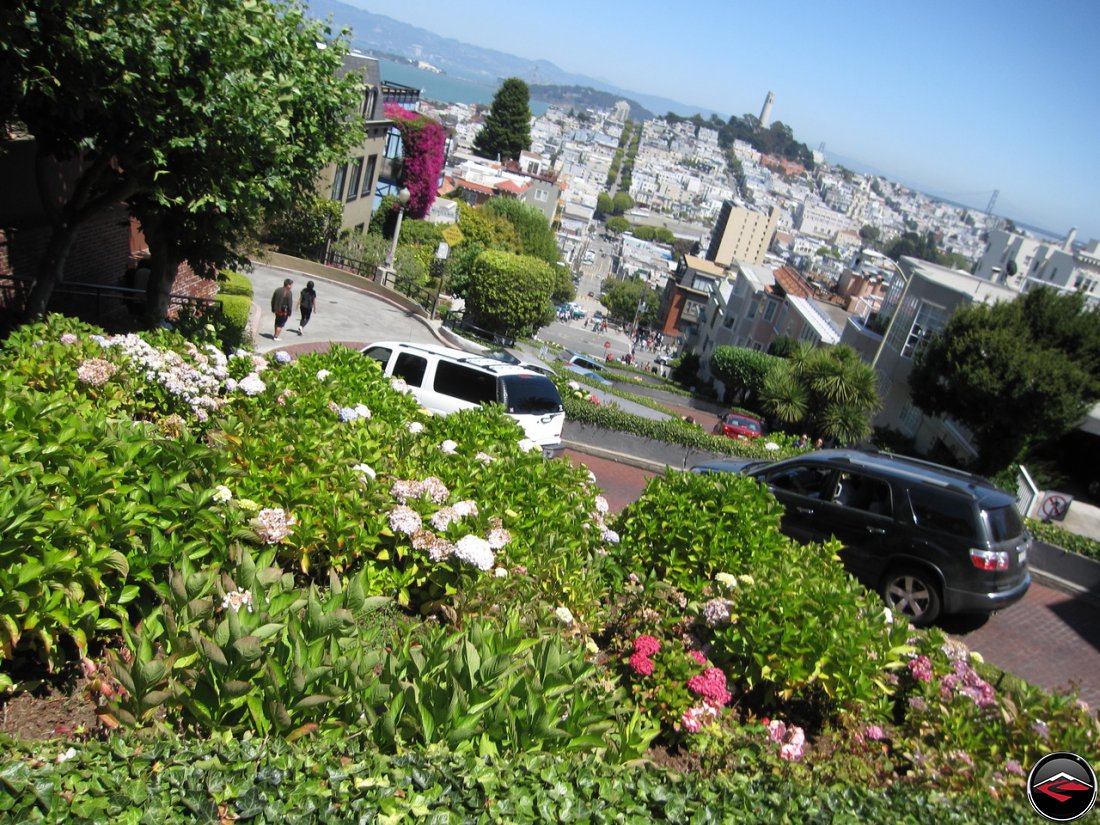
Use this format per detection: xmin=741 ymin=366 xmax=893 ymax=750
xmin=361 ymin=341 xmax=566 ymax=457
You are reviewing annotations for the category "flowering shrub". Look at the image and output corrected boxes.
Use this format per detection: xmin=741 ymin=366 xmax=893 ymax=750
xmin=383 ymin=102 xmax=446 ymax=219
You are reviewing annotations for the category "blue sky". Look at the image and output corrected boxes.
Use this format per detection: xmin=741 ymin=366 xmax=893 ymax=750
xmin=354 ymin=0 xmax=1099 ymax=241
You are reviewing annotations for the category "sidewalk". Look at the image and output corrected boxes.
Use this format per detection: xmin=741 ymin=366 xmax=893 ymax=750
xmin=246 ymin=259 xmax=461 ymax=355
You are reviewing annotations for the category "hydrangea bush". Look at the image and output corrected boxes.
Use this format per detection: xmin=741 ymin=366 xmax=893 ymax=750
xmin=1 ymin=314 xmax=1097 ymax=806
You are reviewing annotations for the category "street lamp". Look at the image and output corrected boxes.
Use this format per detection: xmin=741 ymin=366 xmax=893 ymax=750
xmin=431 ymin=241 xmax=450 ymax=319
xmin=384 ymin=187 xmax=412 ymax=269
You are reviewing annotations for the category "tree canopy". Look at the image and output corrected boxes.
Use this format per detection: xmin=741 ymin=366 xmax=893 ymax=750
xmin=483 ymin=197 xmax=560 ymax=265
xmin=910 ymin=288 xmax=1100 ymax=472
xmin=472 ymin=78 xmax=532 ymax=162
xmin=601 ymin=279 xmax=659 ymax=328
xmin=759 ymin=344 xmax=880 ymax=444
xmin=1 ymin=0 xmax=361 ymax=320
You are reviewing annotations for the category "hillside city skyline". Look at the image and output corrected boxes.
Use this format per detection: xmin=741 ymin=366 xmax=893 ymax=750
xmin=326 ymin=0 xmax=1100 ymax=244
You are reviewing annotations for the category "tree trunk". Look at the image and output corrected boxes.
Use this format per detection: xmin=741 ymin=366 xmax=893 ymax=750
xmin=22 ymin=221 xmax=80 ymax=320
xmin=143 ymin=229 xmax=178 ymax=325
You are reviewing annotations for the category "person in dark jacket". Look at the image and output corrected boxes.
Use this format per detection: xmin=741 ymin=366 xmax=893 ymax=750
xmin=271 ymin=278 xmax=294 ymax=340
xmin=297 ymin=281 xmax=317 ymax=334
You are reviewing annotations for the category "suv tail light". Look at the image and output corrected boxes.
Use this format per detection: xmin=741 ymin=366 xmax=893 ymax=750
xmin=969 ymin=548 xmax=1009 ymax=571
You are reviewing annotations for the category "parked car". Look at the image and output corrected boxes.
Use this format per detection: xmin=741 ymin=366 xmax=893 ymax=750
xmin=692 ymin=449 xmax=1032 ymax=626
xmin=564 ymin=364 xmax=613 ymax=387
xmin=714 ymin=412 xmax=764 ymax=440
xmin=557 ymin=350 xmax=604 ymax=373
xmin=361 ymin=341 xmax=565 ymax=457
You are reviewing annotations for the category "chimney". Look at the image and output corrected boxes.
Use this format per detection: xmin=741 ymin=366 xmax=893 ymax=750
xmin=1064 ymin=227 xmax=1078 ymax=251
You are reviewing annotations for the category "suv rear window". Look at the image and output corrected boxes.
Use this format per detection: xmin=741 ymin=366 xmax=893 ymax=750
xmin=984 ymin=505 xmax=1024 ymax=543
xmin=907 ymin=487 xmax=977 ymax=540
xmin=500 ymin=375 xmax=563 ymax=414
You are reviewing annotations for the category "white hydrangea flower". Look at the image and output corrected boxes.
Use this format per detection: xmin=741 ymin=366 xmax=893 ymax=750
xmin=601 ymin=528 xmax=620 ymax=544
xmin=391 ymin=377 xmax=411 ymax=394
xmin=567 ymin=380 xmax=581 ymax=391
xmin=238 ymin=373 xmax=266 ymax=396
xmin=274 ymin=350 xmax=291 ymax=364
xmin=316 ymin=369 xmax=331 ymax=381
xmin=439 ymin=439 xmax=458 ymax=454
xmin=494 ymin=567 xmax=509 ymax=578
xmin=715 ymin=572 xmax=738 ymax=589
xmin=222 ymin=589 xmax=254 ymax=613
xmin=407 ymin=421 xmax=425 ymax=434
xmin=475 ymin=451 xmax=494 ymax=464
xmin=764 ymin=441 xmax=780 ymax=451
xmin=212 ymin=485 xmax=233 ymax=503
xmin=454 ymin=535 xmax=495 ymax=571
xmin=352 ymin=463 xmax=376 ymax=480
xmin=354 ymin=403 xmax=371 ymax=419
xmin=594 ymin=495 xmax=609 ymax=514
xmin=554 ymin=606 xmax=575 ymax=626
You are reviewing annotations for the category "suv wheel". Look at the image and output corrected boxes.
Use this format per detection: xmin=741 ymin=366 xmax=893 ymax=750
xmin=881 ymin=566 xmax=942 ymax=627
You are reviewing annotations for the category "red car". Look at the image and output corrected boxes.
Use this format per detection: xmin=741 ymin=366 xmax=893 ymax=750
xmin=715 ymin=412 xmax=764 ymax=440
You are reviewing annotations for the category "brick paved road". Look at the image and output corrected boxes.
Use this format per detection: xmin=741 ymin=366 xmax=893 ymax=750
xmin=566 ymin=449 xmax=1100 ymax=710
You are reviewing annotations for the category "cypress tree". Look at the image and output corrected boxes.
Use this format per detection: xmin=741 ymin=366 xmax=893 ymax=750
xmin=473 ymin=77 xmax=532 ymax=162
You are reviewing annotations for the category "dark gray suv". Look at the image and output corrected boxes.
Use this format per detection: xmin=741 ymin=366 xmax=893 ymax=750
xmin=693 ymin=449 xmax=1032 ymax=626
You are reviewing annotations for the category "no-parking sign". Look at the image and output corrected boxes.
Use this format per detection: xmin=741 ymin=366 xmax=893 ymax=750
xmin=1039 ymin=492 xmax=1072 ymax=521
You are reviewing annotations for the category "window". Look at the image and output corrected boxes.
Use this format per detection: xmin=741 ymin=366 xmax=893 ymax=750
xmin=762 ymin=300 xmax=777 ymax=322
xmin=501 ymin=375 xmax=562 ymax=414
xmin=433 ymin=362 xmax=496 ymax=405
xmin=330 ymin=164 xmax=347 ymax=201
xmin=393 ymin=352 xmax=427 ymax=387
xmin=984 ymin=505 xmax=1024 ymax=543
xmin=362 ymin=85 xmax=377 ymax=118
xmin=746 ymin=299 xmax=758 ymax=320
xmin=361 ymin=346 xmax=392 ymax=368
xmin=362 ymin=155 xmax=378 ymax=198
xmin=759 ymin=464 xmax=832 ymax=499
xmin=534 ymin=189 xmax=548 ymax=202
xmin=899 ymin=401 xmax=922 ymax=436
xmin=384 ymin=128 xmax=403 ymax=160
xmin=908 ymin=488 xmax=977 ymax=539
xmin=346 ymin=158 xmax=363 ymax=202
xmin=831 ymin=472 xmax=892 ymax=516
xmin=901 ymin=302 xmax=947 ymax=359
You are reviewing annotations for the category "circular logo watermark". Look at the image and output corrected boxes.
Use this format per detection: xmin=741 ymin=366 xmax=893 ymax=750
xmin=1028 ymin=752 xmax=1097 ymax=822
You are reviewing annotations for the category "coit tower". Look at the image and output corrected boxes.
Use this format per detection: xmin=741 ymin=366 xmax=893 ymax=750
xmin=759 ymin=91 xmax=775 ymax=127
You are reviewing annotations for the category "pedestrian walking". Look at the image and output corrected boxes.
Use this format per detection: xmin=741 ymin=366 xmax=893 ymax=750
xmin=271 ymin=278 xmax=294 ymax=340
xmin=297 ymin=280 xmax=317 ymax=334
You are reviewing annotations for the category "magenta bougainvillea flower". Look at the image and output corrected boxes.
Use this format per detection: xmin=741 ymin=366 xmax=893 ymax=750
xmin=384 ymin=102 xmax=446 ymax=219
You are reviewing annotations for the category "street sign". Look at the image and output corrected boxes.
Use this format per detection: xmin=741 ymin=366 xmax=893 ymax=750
xmin=1039 ymin=492 xmax=1072 ymax=521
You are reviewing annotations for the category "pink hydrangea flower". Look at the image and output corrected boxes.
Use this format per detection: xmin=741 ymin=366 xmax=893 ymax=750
xmin=628 ymin=651 xmax=655 ymax=676
xmin=687 ymin=667 xmax=731 ymax=706
xmin=633 ymin=635 xmax=661 ymax=657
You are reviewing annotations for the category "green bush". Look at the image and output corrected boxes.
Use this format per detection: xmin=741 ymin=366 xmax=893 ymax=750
xmin=218 ymin=294 xmax=252 ymax=350
xmin=217 ymin=269 xmax=254 ymax=297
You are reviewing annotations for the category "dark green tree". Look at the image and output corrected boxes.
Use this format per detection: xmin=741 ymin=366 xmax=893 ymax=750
xmin=910 ymin=288 xmax=1100 ymax=472
xmin=1 ymin=0 xmax=360 ymax=320
xmin=886 ymin=231 xmax=943 ymax=264
xmin=611 ymin=191 xmax=635 ymax=215
xmin=596 ymin=192 xmax=613 ymax=217
xmin=472 ymin=77 xmax=532 ymax=162
xmin=859 ymin=225 xmax=881 ymax=246
xmin=759 ymin=344 xmax=880 ymax=444
xmin=601 ymin=279 xmax=658 ymax=327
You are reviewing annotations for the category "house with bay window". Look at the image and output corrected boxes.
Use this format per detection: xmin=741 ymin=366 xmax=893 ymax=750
xmin=863 ymin=257 xmax=1016 ymax=460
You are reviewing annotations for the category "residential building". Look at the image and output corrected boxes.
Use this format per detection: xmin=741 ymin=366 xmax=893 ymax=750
xmin=797 ymin=200 xmax=855 ymax=241
xmin=866 ymin=256 xmax=1017 ymax=461
xmin=657 ymin=254 xmax=726 ymax=346
xmin=705 ymin=202 xmax=779 ymax=266
xmin=975 ymin=226 xmax=1100 ymax=305
xmin=315 ymin=54 xmax=390 ymax=234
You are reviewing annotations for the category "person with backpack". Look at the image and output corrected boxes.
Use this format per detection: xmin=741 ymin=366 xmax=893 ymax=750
xmin=297 ymin=280 xmax=317 ymax=334
xmin=270 ymin=278 xmax=294 ymax=340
